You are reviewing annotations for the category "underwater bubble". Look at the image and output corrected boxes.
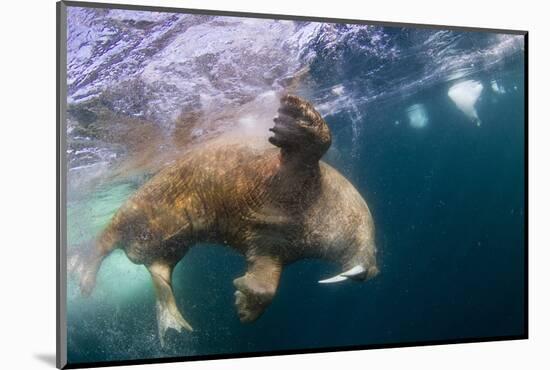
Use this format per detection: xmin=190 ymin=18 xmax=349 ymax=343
xmin=233 ymin=90 xmax=279 ymax=137
xmin=491 ymin=80 xmax=506 ymax=94
xmin=448 ymin=80 xmax=484 ymax=126
xmin=238 ymin=115 xmax=256 ymax=131
xmin=406 ymin=104 xmax=428 ymax=129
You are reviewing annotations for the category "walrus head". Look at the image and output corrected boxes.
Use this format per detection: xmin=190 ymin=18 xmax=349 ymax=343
xmin=269 ymin=94 xmax=332 ymax=163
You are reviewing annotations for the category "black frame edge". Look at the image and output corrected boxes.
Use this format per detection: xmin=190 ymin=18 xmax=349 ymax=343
xmin=64 ymin=334 xmax=528 ymax=369
xmin=61 ymin=0 xmax=527 ymax=35
xmin=523 ymin=32 xmax=529 ymax=339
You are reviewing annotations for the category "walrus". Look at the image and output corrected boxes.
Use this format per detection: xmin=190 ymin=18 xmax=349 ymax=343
xmin=70 ymin=95 xmax=379 ymax=345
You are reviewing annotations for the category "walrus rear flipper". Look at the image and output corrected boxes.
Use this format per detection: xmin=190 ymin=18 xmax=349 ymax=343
xmin=67 ymin=242 xmax=104 ymax=296
xmin=68 ymin=230 xmax=119 ymax=296
xmin=147 ymin=261 xmax=193 ymax=347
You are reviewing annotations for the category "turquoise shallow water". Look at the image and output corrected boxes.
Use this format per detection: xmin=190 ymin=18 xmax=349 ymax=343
xmin=65 ymin=10 xmax=525 ymax=365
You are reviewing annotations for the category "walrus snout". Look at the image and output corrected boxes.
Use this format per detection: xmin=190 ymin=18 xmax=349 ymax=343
xmin=367 ymin=265 xmax=380 ymax=279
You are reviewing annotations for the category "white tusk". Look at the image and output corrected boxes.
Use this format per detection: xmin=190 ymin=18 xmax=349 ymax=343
xmin=318 ymin=265 xmax=367 ymax=284
xmin=340 ymin=265 xmax=366 ymax=278
xmin=318 ymin=275 xmax=348 ymax=284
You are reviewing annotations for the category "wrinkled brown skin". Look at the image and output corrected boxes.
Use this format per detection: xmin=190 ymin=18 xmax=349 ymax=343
xmin=76 ymin=95 xmax=379 ymax=343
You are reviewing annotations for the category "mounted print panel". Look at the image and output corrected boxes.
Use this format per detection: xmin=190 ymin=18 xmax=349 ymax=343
xmin=57 ymin=1 xmax=527 ymax=368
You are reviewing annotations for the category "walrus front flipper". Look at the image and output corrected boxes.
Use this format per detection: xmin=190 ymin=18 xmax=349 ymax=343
xmin=148 ymin=261 xmax=193 ymax=347
xmin=233 ymin=255 xmax=282 ymax=322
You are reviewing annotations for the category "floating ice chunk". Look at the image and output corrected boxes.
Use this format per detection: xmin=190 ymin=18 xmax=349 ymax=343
xmin=491 ymin=80 xmax=506 ymax=94
xmin=448 ymin=80 xmax=484 ymax=126
xmin=406 ymin=104 xmax=428 ymax=129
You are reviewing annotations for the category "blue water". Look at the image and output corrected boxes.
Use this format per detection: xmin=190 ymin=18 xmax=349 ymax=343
xmin=65 ymin=9 xmax=525 ymax=365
